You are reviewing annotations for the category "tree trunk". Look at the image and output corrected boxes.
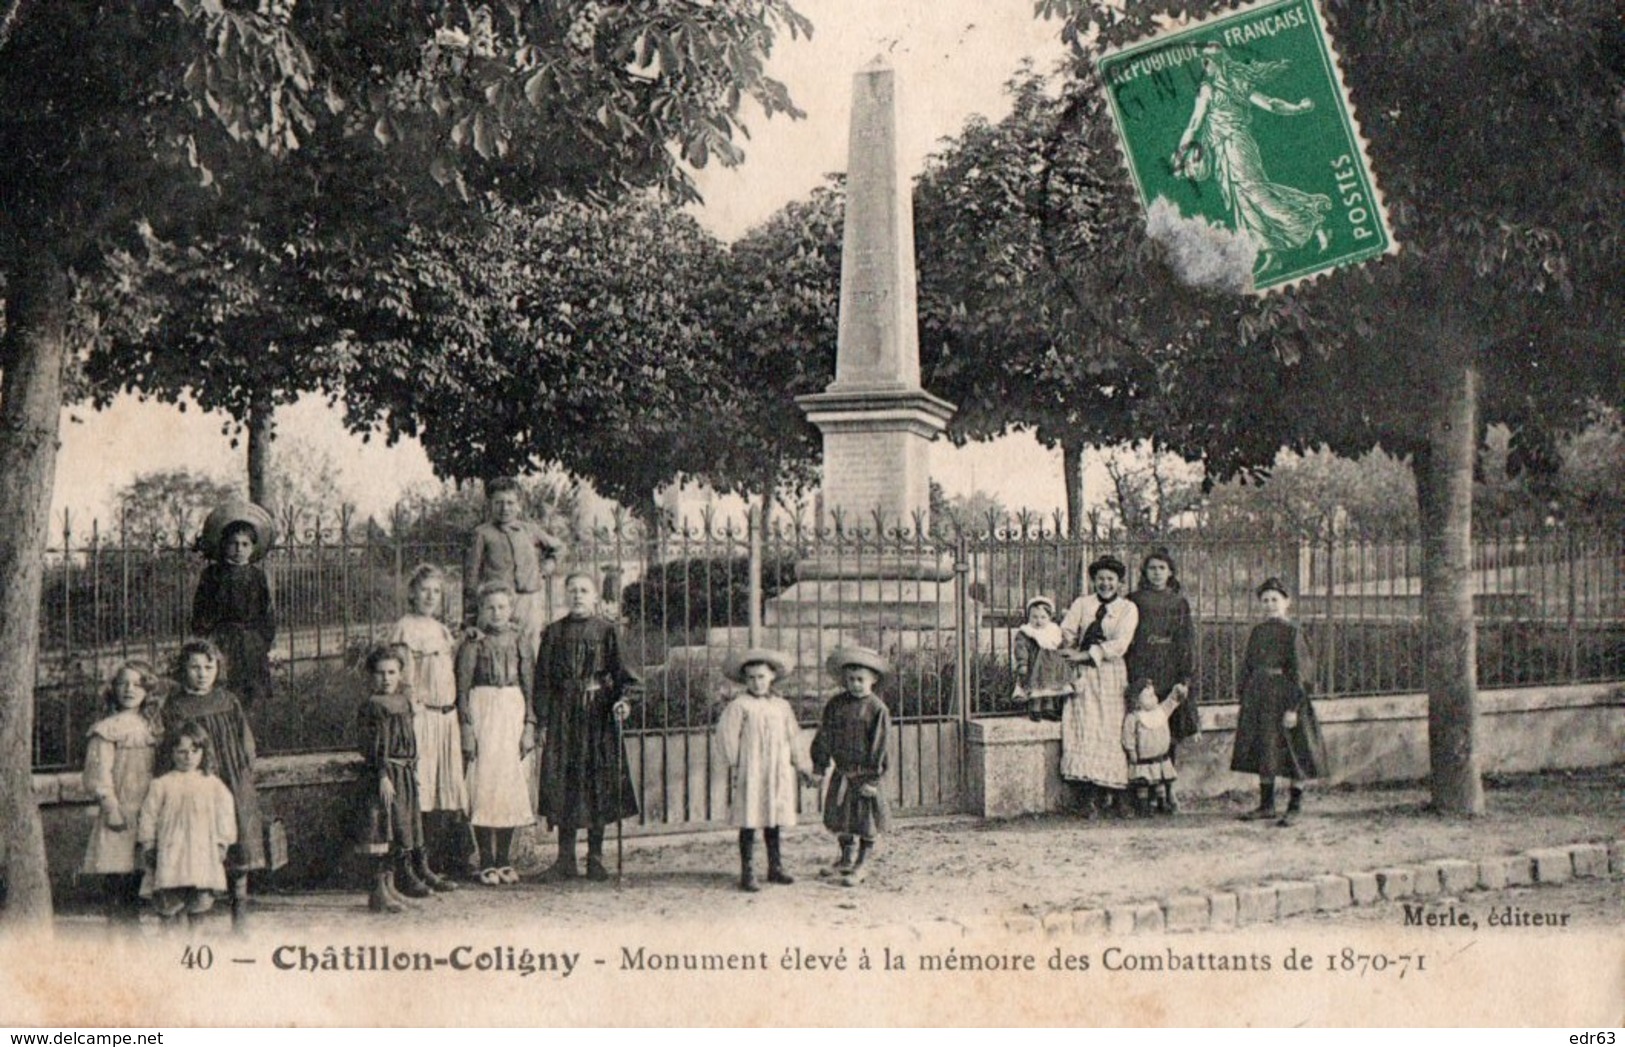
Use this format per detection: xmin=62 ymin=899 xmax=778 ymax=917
xmin=247 ymin=395 xmax=275 ymax=507
xmin=0 ymin=256 xmax=69 ymax=929
xmin=1062 ymin=439 xmax=1086 ymax=539
xmin=1415 ymin=355 xmax=1484 ymax=816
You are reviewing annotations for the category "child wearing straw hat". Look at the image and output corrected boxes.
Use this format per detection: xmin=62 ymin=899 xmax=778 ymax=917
xmin=716 ymin=648 xmax=811 ymax=892
xmin=191 ymin=499 xmax=277 ymax=707
xmin=810 ymin=646 xmax=893 ymax=887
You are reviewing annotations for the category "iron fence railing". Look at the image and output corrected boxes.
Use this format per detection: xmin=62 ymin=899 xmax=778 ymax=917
xmin=31 ymin=511 xmax=1625 ymax=777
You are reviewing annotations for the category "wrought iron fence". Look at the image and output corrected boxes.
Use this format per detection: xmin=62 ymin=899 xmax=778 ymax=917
xmin=33 ymin=510 xmax=1625 ymax=814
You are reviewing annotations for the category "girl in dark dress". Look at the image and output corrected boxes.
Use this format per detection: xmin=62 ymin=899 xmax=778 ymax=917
xmin=1230 ymin=578 xmax=1328 ymax=827
xmin=534 ymin=572 xmax=639 ymax=883
xmin=163 ymin=639 xmax=264 ymax=926
xmin=191 ymin=503 xmax=276 ymax=707
xmin=1126 ymin=549 xmax=1197 ymax=812
xmin=356 ymin=644 xmax=430 ymax=913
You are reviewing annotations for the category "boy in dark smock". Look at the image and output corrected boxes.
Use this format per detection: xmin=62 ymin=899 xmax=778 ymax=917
xmin=810 ymin=647 xmax=893 ymax=887
xmin=533 ymin=573 xmax=639 ymax=882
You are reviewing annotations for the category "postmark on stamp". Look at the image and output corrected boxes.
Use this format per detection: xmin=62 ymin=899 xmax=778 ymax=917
xmin=1098 ymin=0 xmax=1395 ymax=293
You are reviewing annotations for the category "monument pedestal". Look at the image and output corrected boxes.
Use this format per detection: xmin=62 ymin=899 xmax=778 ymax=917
xmin=797 ymin=387 xmax=955 ymax=531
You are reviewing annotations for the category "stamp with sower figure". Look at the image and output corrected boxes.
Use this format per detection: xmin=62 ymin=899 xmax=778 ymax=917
xmin=1098 ymin=0 xmax=1395 ymax=293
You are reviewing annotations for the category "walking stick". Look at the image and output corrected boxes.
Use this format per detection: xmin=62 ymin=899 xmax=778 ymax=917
xmin=613 ymin=710 xmax=626 ymax=890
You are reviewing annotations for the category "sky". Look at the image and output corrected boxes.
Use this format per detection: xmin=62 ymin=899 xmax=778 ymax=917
xmin=51 ymin=1 xmax=1095 ymax=532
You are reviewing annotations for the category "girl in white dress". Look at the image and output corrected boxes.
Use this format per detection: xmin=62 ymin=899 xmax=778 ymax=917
xmin=82 ymin=660 xmax=164 ymax=926
xmin=137 ymin=722 xmax=237 ymax=922
xmin=716 ymin=648 xmax=811 ymax=891
xmin=389 ymin=564 xmax=467 ymax=889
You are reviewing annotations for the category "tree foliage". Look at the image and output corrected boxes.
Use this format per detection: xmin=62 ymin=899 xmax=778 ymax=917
xmin=113 ymin=468 xmax=241 ymax=546
xmin=0 ymin=0 xmax=812 ymax=925
xmin=1201 ymin=446 xmax=1417 ymax=540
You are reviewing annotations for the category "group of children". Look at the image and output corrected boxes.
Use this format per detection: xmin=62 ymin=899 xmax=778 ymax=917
xmin=1012 ymin=592 xmax=1189 ymax=817
xmin=82 ymin=640 xmax=263 ymax=927
xmin=1012 ymin=554 xmax=1327 ymax=825
xmin=78 ymin=488 xmax=1323 ymax=926
xmin=79 ymin=489 xmax=900 ymax=927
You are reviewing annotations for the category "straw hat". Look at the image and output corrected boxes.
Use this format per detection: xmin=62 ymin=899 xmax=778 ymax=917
xmin=825 ymin=646 xmax=891 ymax=683
xmin=722 ymin=647 xmax=795 ymax=684
xmin=197 ymin=499 xmax=277 ymax=561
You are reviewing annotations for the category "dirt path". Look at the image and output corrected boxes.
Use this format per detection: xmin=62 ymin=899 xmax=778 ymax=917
xmin=231 ymin=767 xmax=1624 ymax=936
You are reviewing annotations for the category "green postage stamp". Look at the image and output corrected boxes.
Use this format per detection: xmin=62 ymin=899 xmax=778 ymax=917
xmin=1099 ymin=0 xmax=1395 ymax=293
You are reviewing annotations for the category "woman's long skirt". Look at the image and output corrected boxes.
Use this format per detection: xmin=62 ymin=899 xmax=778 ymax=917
xmin=1059 ymin=661 xmax=1130 ymax=789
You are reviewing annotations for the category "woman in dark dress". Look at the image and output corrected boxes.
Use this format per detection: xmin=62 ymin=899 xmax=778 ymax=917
xmin=533 ymin=572 xmax=640 ymax=882
xmin=1126 ymin=549 xmax=1197 ymax=812
xmin=1230 ymin=577 xmax=1328 ymax=827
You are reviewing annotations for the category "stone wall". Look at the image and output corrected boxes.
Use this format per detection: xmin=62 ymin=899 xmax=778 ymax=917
xmin=967 ymin=682 xmax=1625 ymax=818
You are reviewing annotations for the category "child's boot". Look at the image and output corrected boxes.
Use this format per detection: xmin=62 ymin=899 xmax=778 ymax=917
xmin=395 ymin=851 xmax=435 ymax=898
xmin=383 ymin=866 xmax=421 ymax=908
xmin=842 ymin=839 xmax=874 ymax=887
xmin=764 ymin=827 xmax=794 ymax=885
xmin=414 ymin=848 xmax=457 ymax=892
xmin=369 ymin=860 xmax=405 ymax=913
xmin=1161 ymin=781 xmax=1179 ymax=815
xmin=585 ymin=828 xmax=610 ymax=882
xmin=738 ymin=830 xmax=759 ymax=892
xmin=228 ymin=873 xmax=251 ymax=930
xmin=1276 ymin=785 xmax=1305 ymax=827
xmin=1239 ymin=781 xmax=1277 ymax=821
xmin=1130 ymin=785 xmax=1150 ymax=817
xmin=821 ymin=836 xmax=856 ymax=878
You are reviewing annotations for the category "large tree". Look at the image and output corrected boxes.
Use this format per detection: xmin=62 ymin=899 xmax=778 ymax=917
xmin=0 ymin=0 xmax=810 ymax=927
xmin=1034 ymin=0 xmax=1623 ymax=813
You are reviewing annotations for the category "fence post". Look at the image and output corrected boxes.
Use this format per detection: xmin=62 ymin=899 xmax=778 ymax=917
xmin=747 ymin=495 xmax=763 ymax=648
xmin=1323 ymin=530 xmax=1337 ymax=697
xmin=953 ymin=529 xmax=972 ymax=804
xmin=1566 ymin=526 xmax=1579 ymax=679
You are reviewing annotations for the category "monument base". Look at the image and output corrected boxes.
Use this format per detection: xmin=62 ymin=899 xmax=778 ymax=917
xmin=764 ymin=578 xmax=968 ymax=628
xmin=797 ymin=387 xmax=954 ymax=531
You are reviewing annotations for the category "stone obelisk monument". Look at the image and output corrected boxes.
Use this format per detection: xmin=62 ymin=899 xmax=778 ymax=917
xmin=799 ymin=56 xmax=955 ymax=528
xmin=766 ymin=58 xmax=958 ymax=628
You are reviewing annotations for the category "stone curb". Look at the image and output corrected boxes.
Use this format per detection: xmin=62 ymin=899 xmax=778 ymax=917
xmin=1000 ymin=836 xmax=1621 ymax=936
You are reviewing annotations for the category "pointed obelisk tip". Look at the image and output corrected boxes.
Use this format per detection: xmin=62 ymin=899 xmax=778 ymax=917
xmin=861 ymin=53 xmax=891 ymax=73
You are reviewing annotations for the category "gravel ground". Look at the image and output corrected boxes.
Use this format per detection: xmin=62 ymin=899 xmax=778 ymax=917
xmin=213 ymin=766 xmax=1625 ymax=937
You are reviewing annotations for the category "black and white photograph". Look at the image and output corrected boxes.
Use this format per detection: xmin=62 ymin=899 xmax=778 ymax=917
xmin=0 ymin=0 xmax=1620 ymax=1029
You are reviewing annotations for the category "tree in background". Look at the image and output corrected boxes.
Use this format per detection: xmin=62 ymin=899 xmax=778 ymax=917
xmin=1038 ymin=0 xmax=1624 ymax=813
xmin=1097 ymin=443 xmax=1204 ymax=540
xmin=1555 ymin=404 xmax=1625 ymax=523
xmin=113 ymin=469 xmax=241 ymax=547
xmin=1201 ymin=446 xmax=1417 ymax=541
xmin=334 ymin=196 xmax=739 ymax=527
xmin=0 ymin=0 xmax=810 ymax=926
